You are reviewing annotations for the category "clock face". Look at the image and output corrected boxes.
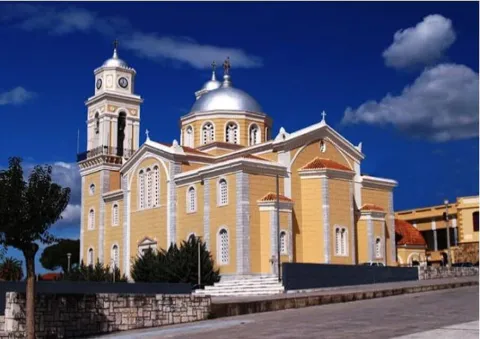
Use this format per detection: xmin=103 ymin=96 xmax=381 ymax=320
xmin=118 ymin=77 xmax=128 ymax=89
xmin=96 ymin=78 xmax=102 ymax=90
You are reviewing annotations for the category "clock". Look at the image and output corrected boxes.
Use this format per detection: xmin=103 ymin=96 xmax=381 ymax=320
xmin=118 ymin=77 xmax=128 ymax=89
xmin=96 ymin=78 xmax=102 ymax=89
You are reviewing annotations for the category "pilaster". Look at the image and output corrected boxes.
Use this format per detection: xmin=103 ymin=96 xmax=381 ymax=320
xmin=270 ymin=210 xmax=278 ymax=274
xmin=432 ymin=219 xmax=438 ymax=251
xmin=167 ymin=162 xmax=181 ymax=247
xmin=322 ymin=177 xmax=330 ymax=263
xmin=203 ymin=178 xmax=211 ymax=250
xmin=349 ymin=181 xmax=356 ymax=264
xmin=235 ymin=172 xmax=250 ymax=275
xmin=80 ymin=176 xmax=85 ymax=262
xmin=122 ymin=175 xmax=131 ymax=280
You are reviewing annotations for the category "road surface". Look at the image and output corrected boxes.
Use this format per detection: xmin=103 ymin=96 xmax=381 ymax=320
xmin=98 ymin=286 xmax=478 ymax=339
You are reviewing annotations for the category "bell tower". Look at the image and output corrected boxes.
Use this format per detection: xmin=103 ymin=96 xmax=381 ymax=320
xmin=78 ymin=41 xmax=143 ymax=266
xmin=84 ymin=40 xmax=143 ymax=157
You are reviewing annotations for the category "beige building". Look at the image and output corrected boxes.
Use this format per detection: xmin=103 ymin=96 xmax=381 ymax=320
xmin=78 ymin=45 xmax=399 ymax=280
xmin=395 ymin=196 xmax=479 ymax=265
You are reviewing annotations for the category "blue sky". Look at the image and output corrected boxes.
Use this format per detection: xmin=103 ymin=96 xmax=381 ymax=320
xmin=0 ymin=2 xmax=478 ymax=273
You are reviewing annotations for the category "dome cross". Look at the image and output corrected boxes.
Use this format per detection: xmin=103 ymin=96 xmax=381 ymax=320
xmin=321 ymin=110 xmax=327 ymax=122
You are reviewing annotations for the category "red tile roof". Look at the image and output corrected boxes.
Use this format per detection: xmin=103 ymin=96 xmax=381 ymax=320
xmin=40 ymin=273 xmax=62 ymax=281
xmin=395 ymin=219 xmax=427 ymax=246
xmin=300 ymin=157 xmax=352 ymax=171
xmin=259 ymin=193 xmax=293 ymax=202
xmin=360 ymin=204 xmax=385 ymax=212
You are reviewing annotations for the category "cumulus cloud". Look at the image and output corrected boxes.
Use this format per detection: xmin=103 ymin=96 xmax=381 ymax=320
xmin=1 ymin=4 xmax=262 ymax=69
xmin=60 ymin=204 xmax=81 ymax=224
xmin=342 ymin=63 xmax=479 ymax=142
xmin=0 ymin=87 xmax=35 ymax=106
xmin=382 ymin=14 xmax=456 ymax=69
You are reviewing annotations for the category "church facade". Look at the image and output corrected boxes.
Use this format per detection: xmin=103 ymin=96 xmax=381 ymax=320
xmin=78 ymin=45 xmax=398 ymax=280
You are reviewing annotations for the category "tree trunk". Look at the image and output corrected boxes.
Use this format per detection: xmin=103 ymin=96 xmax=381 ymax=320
xmin=23 ymin=244 xmax=38 ymax=339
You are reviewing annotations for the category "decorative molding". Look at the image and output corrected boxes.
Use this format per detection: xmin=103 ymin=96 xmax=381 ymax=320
xmin=103 ymin=189 xmax=123 ymax=202
xmin=299 ymin=168 xmax=355 ymax=181
xmin=361 ymin=175 xmax=398 ymax=190
xmin=235 ymin=172 xmax=250 ymax=275
xmin=203 ymin=178 xmax=210 ymax=250
xmin=322 ymin=177 xmax=330 ymax=263
xmin=180 ymin=111 xmax=269 ymax=125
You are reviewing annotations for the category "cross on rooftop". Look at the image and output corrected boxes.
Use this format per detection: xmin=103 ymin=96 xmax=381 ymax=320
xmin=321 ymin=110 xmax=327 ymax=122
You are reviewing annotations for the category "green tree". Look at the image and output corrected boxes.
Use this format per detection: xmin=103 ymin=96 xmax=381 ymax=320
xmin=0 ymin=257 xmax=24 ymax=281
xmin=40 ymin=239 xmax=80 ymax=272
xmin=0 ymin=157 xmax=70 ymax=339
xmin=131 ymin=235 xmax=220 ymax=286
xmin=63 ymin=260 xmax=127 ymax=282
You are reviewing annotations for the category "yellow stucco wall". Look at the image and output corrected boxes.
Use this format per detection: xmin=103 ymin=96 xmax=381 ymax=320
xmin=329 ymin=178 xmax=354 ymax=265
xmin=129 ymin=157 xmax=169 ymax=261
xmin=299 ymin=177 xmax=323 ymax=263
xmin=177 ymin=182 xmax=204 ymax=243
xmin=82 ymin=171 xmax=101 ymax=262
xmin=181 ymin=162 xmax=207 ymax=173
xmin=361 ymin=187 xmax=394 ymax=265
xmin=457 ymin=202 xmax=479 ymax=243
xmin=397 ymin=247 xmax=426 ymax=266
xmin=356 ymin=219 xmax=368 ymax=264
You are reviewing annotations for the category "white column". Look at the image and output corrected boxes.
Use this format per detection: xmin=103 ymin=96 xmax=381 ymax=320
xmin=133 ymin=121 xmax=140 ymax=150
xmin=353 ymin=161 xmax=362 ymax=209
xmin=111 ymin=118 xmax=118 ymax=150
xmin=432 ymin=219 xmax=438 ymax=251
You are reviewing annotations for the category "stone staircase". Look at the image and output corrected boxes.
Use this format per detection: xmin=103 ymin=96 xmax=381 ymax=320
xmin=194 ymin=275 xmax=285 ymax=296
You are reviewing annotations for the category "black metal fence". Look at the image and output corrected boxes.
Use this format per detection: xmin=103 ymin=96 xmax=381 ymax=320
xmin=282 ymin=263 xmax=419 ymax=291
xmin=0 ymin=281 xmax=192 ymax=315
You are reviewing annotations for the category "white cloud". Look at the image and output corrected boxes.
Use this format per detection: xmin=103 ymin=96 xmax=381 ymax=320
xmin=382 ymin=14 xmax=456 ymax=69
xmin=0 ymin=87 xmax=35 ymax=106
xmin=1 ymin=4 xmax=262 ymax=69
xmin=342 ymin=63 xmax=479 ymax=142
xmin=60 ymin=204 xmax=81 ymax=224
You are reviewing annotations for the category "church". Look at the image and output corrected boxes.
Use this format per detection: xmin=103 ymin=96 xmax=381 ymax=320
xmin=78 ymin=43 xmax=398 ymax=280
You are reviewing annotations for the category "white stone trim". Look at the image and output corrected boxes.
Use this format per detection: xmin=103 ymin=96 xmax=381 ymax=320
xmin=269 ymin=210 xmax=279 ymax=274
xmin=217 ymin=226 xmax=230 ymax=266
xmin=349 ymin=181 xmax=356 ymax=264
xmin=203 ymin=178 xmax=210 ymax=250
xmin=216 ymin=177 xmax=229 ymax=206
xmin=236 ymin=172 xmax=250 ymax=274
xmin=181 ymin=111 xmax=267 ymax=124
xmin=322 ymin=177 xmax=330 ymax=263
xmin=367 ymin=215 xmax=373 ymax=261
xmin=278 ymin=151 xmax=292 ymax=198
xmin=362 ymin=175 xmax=398 ymax=190
xmin=167 ymin=162 xmax=181 ymax=246
xmin=186 ymin=184 xmax=197 ymax=213
xmin=80 ymin=176 xmax=85 ymax=262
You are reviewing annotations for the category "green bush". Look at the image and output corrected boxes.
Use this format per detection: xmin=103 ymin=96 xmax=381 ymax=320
xmin=131 ymin=235 xmax=220 ymax=285
xmin=63 ymin=260 xmax=127 ymax=282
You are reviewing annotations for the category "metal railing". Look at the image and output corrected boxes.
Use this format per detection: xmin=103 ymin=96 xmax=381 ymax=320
xmin=77 ymin=146 xmax=134 ymax=162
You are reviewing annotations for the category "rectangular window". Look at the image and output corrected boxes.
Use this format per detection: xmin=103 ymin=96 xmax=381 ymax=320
xmin=473 ymin=211 xmax=479 ymax=232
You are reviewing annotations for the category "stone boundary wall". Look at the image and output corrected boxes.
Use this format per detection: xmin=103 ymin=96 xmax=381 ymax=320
xmin=2 ymin=292 xmax=211 ymax=338
xmin=418 ymin=266 xmax=479 ymax=280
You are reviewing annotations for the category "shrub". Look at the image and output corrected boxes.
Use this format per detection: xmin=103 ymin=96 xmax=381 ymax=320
xmin=63 ymin=260 xmax=127 ymax=282
xmin=0 ymin=257 xmax=23 ymax=281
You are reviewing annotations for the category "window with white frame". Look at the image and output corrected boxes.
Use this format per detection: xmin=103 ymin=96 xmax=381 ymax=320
xmin=138 ymin=238 xmax=157 ymax=257
xmin=218 ymin=228 xmax=229 ymax=265
xmin=88 ymin=248 xmax=94 ymax=266
xmin=249 ymin=124 xmax=260 ymax=145
xmin=218 ymin=178 xmax=228 ymax=206
xmin=375 ymin=238 xmax=382 ymax=258
xmin=112 ymin=203 xmax=119 ymax=226
xmin=202 ymin=122 xmax=215 ymax=144
xmin=88 ymin=208 xmax=95 ymax=230
xmin=138 ymin=170 xmax=145 ymax=209
xmin=111 ymin=244 xmax=119 ymax=269
xmin=146 ymin=168 xmax=153 ymax=208
xmin=187 ymin=186 xmax=197 ymax=213
xmin=89 ymin=183 xmax=95 ymax=195
xmin=280 ymin=231 xmax=287 ymax=255
xmin=153 ymin=166 xmax=160 ymax=207
xmin=185 ymin=126 xmax=194 ymax=147
xmin=335 ymin=227 xmax=348 ymax=256
xmin=225 ymin=122 xmax=238 ymax=144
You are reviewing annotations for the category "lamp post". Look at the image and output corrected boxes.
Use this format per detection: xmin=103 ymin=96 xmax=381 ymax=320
xmin=444 ymin=199 xmax=452 ymax=267
xmin=276 ymin=174 xmax=281 ymax=282
xmin=67 ymin=253 xmax=71 ymax=273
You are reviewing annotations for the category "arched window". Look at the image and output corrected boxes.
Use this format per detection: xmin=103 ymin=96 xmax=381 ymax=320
xmin=88 ymin=209 xmax=95 ymax=230
xmin=153 ymin=166 xmax=160 ymax=207
xmin=112 ymin=203 xmax=119 ymax=226
xmin=187 ymin=186 xmax=197 ymax=213
xmin=218 ymin=178 xmax=228 ymax=206
xmin=218 ymin=228 xmax=229 ymax=265
xmin=280 ymin=231 xmax=287 ymax=255
xmin=88 ymin=248 xmax=94 ymax=266
xmin=185 ymin=126 xmax=194 ymax=147
xmin=375 ymin=238 xmax=382 ymax=258
xmin=138 ymin=170 xmax=145 ymax=209
xmin=146 ymin=168 xmax=153 ymax=208
xmin=225 ymin=122 xmax=238 ymax=144
xmin=335 ymin=227 xmax=347 ymax=256
xmin=249 ymin=124 xmax=260 ymax=145
xmin=111 ymin=245 xmax=119 ymax=269
xmin=202 ymin=122 xmax=215 ymax=144
xmin=89 ymin=183 xmax=95 ymax=196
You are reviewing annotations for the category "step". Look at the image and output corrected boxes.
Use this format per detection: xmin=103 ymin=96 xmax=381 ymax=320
xmin=195 ymin=290 xmax=284 ymax=296
xmin=196 ymin=287 xmax=284 ymax=295
xmin=210 ymin=282 xmax=283 ymax=288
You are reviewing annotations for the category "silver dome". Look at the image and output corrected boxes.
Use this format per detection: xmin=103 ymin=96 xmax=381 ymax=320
xmin=191 ymin=76 xmax=263 ymax=113
xmin=202 ymin=79 xmax=221 ymax=91
xmin=102 ymin=45 xmax=128 ymax=68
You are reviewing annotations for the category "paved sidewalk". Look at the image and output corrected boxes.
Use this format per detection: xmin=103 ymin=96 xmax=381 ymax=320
xmin=212 ymin=275 xmax=479 ymax=303
xmin=391 ymin=321 xmax=479 ymax=339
